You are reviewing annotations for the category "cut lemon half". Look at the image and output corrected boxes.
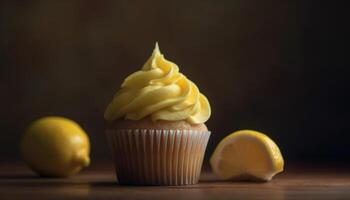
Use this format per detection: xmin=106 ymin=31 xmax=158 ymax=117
xmin=210 ymin=130 xmax=284 ymax=181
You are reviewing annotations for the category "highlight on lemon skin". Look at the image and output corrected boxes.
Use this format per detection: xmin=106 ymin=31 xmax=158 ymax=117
xmin=210 ymin=130 xmax=284 ymax=181
xmin=20 ymin=116 xmax=91 ymax=177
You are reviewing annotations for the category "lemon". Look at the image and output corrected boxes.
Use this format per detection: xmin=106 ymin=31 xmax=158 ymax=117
xmin=20 ymin=116 xmax=90 ymax=177
xmin=210 ymin=130 xmax=284 ymax=181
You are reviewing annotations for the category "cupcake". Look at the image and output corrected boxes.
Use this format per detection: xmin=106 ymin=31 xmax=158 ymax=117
xmin=104 ymin=43 xmax=211 ymax=185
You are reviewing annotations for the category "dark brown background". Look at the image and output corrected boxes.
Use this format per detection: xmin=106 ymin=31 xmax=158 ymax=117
xmin=1 ymin=0 xmax=349 ymax=163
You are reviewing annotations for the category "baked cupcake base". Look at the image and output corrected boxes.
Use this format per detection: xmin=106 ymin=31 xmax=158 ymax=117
xmin=106 ymin=129 xmax=210 ymax=185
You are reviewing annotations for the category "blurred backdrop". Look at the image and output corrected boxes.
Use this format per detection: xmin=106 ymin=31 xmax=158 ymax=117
xmin=1 ymin=0 xmax=349 ymax=164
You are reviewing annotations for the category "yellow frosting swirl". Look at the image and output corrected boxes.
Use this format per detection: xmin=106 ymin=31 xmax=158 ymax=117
xmin=104 ymin=43 xmax=211 ymax=124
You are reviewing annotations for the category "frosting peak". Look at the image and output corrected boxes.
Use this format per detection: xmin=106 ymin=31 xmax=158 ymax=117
xmin=104 ymin=43 xmax=211 ymax=124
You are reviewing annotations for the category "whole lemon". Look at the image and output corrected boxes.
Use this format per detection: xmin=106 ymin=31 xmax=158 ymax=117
xmin=20 ymin=116 xmax=90 ymax=177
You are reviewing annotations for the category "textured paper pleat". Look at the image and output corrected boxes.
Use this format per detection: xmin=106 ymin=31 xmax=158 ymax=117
xmin=106 ymin=129 xmax=210 ymax=185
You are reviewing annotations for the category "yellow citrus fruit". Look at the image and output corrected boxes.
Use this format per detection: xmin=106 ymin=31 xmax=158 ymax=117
xmin=20 ymin=116 xmax=90 ymax=177
xmin=210 ymin=130 xmax=284 ymax=181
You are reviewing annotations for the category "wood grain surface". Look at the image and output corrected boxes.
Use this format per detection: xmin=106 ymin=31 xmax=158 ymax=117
xmin=0 ymin=162 xmax=349 ymax=200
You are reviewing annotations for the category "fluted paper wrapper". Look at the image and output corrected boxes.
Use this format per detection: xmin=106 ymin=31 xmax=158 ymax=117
xmin=106 ymin=129 xmax=210 ymax=185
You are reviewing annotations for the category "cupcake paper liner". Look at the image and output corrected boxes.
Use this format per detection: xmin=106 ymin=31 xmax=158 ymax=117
xmin=106 ymin=129 xmax=210 ymax=186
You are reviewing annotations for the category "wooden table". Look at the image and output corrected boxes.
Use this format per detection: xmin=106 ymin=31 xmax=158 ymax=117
xmin=0 ymin=162 xmax=349 ymax=200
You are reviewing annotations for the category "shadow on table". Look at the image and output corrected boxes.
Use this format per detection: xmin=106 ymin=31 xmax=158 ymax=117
xmin=0 ymin=174 xmax=39 ymax=180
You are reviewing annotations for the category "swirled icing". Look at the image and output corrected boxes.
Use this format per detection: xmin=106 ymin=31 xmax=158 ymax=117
xmin=104 ymin=43 xmax=211 ymax=124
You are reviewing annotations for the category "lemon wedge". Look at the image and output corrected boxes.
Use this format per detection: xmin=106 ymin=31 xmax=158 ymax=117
xmin=210 ymin=130 xmax=284 ymax=181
